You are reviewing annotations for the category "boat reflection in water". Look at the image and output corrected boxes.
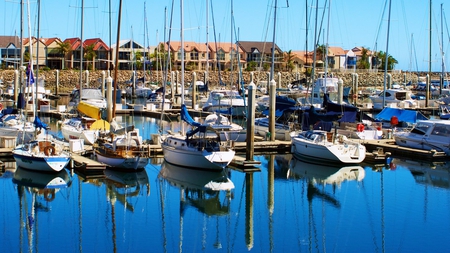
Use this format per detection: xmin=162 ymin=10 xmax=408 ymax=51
xmin=288 ymin=157 xmax=366 ymax=186
xmin=12 ymin=167 xmax=72 ymax=252
xmin=159 ymin=161 xmax=234 ymax=214
xmin=158 ymin=161 xmax=235 ymax=250
xmin=392 ymin=158 xmax=450 ymax=189
xmin=104 ymin=168 xmax=150 ymax=212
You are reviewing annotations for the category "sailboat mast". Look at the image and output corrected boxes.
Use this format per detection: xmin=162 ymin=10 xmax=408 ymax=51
xmin=324 ymin=0 xmax=331 ymax=79
xmin=181 ymin=0 xmax=185 ymax=105
xmin=382 ymin=0 xmax=392 ymax=108
xmin=35 ymin=0 xmax=41 ymax=115
xmin=441 ymin=3 xmax=445 ymax=88
xmin=230 ymin=0 xmax=234 ymax=88
xmin=270 ymin=0 xmax=277 ymax=81
xmin=113 ymin=0 xmax=123 ymax=117
xmin=206 ymin=0 xmax=209 ymax=74
xmin=80 ymin=0 xmax=84 ymax=96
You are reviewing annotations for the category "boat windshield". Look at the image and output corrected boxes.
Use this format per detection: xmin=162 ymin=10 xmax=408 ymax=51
xmin=410 ymin=123 xmax=431 ymax=135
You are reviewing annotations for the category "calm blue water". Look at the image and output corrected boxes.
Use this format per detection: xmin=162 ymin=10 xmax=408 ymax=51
xmin=1 ymin=115 xmax=450 ymax=252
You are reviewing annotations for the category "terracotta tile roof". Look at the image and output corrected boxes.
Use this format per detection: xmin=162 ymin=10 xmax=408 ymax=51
xmin=40 ymin=37 xmax=62 ymax=46
xmin=64 ymin=37 xmax=82 ymax=50
xmin=328 ymin=46 xmax=345 ymax=56
xmin=84 ymin=38 xmax=110 ymax=51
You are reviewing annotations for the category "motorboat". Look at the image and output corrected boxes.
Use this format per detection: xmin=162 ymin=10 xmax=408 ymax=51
xmin=162 ymin=105 xmax=235 ymax=171
xmin=60 ymin=117 xmax=109 ymax=145
xmin=202 ymin=90 xmax=247 ymax=117
xmin=369 ymin=88 xmax=417 ymax=110
xmin=68 ymin=88 xmax=107 ymax=110
xmin=203 ymin=113 xmax=246 ymax=142
xmin=394 ymin=120 xmax=450 ymax=155
xmin=290 ymin=130 xmax=366 ymax=164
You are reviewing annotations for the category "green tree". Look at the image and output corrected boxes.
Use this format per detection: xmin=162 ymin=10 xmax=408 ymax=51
xmin=374 ymin=51 xmax=398 ymax=70
xmin=84 ymin=44 xmax=96 ymax=70
xmin=356 ymin=47 xmax=370 ymax=69
xmin=56 ymin=41 xmax=71 ymax=69
xmin=284 ymin=50 xmax=295 ymax=72
xmin=316 ymin=44 xmax=326 ymax=62
xmin=134 ymin=51 xmax=143 ymax=70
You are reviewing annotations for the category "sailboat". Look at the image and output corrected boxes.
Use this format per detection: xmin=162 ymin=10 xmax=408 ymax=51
xmin=94 ymin=0 xmax=150 ymax=170
xmin=160 ymin=0 xmax=235 ymax=170
xmin=12 ymin=0 xmax=71 ymax=173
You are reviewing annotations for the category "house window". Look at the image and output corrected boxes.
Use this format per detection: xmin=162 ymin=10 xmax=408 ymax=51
xmin=218 ymin=50 xmax=225 ymax=61
xmin=191 ymin=50 xmax=198 ymax=60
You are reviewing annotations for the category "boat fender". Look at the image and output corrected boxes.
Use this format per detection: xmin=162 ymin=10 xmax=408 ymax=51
xmin=356 ymin=123 xmax=365 ymax=132
xmin=44 ymin=190 xmax=56 ymax=202
xmin=390 ymin=116 xmax=399 ymax=126
xmin=44 ymin=146 xmax=56 ymax=156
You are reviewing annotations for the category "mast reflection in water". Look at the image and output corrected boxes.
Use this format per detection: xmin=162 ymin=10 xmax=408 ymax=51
xmin=2 ymin=150 xmax=450 ymax=251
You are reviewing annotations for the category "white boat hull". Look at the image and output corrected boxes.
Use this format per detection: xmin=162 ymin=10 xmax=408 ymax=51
xmin=12 ymin=144 xmax=70 ymax=172
xmin=291 ymin=130 xmax=366 ymax=164
xmin=162 ymin=135 xmax=235 ymax=171
xmin=61 ymin=125 xmax=98 ymax=145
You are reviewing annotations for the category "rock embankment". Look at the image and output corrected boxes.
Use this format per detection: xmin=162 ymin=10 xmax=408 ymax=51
xmin=0 ymin=69 xmax=443 ymax=93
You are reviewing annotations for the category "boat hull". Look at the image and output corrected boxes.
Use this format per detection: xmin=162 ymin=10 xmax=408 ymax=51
xmin=95 ymin=150 xmax=149 ymax=170
xmin=61 ymin=125 xmax=98 ymax=145
xmin=12 ymin=148 xmax=70 ymax=172
xmin=162 ymin=136 xmax=235 ymax=171
xmin=291 ymin=131 xmax=366 ymax=164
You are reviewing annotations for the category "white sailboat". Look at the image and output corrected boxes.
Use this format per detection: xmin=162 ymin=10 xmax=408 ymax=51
xmin=161 ymin=0 xmax=235 ymax=170
xmin=94 ymin=0 xmax=150 ymax=170
xmin=12 ymin=0 xmax=71 ymax=173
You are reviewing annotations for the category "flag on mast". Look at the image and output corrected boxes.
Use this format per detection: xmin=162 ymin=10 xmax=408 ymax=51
xmin=26 ymin=63 xmax=34 ymax=86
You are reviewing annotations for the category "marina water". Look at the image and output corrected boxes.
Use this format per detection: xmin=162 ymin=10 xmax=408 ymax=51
xmin=0 ymin=114 xmax=449 ymax=252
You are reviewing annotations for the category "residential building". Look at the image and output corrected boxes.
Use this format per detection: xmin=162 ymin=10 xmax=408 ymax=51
xmin=83 ymin=38 xmax=110 ymax=70
xmin=237 ymin=41 xmax=283 ymax=71
xmin=41 ymin=37 xmax=64 ymax=69
xmin=23 ymin=37 xmax=46 ymax=67
xmin=111 ymin=39 xmax=148 ymax=70
xmin=0 ymin=35 xmax=21 ymax=69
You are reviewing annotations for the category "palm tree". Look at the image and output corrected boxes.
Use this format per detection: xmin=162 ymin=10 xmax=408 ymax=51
xmin=356 ymin=47 xmax=370 ymax=69
xmin=84 ymin=44 xmax=96 ymax=70
xmin=374 ymin=51 xmax=398 ymax=70
xmin=56 ymin=41 xmax=71 ymax=69
xmin=315 ymin=44 xmax=326 ymax=68
xmin=284 ymin=50 xmax=295 ymax=72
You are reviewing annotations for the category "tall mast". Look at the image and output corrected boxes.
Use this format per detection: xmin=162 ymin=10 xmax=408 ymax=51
xmin=206 ymin=0 xmax=209 ymax=74
xmin=35 ymin=0 xmax=41 ymax=114
xmin=270 ymin=0 xmax=277 ymax=81
xmin=113 ymin=0 xmax=123 ymax=117
xmin=180 ymin=0 xmax=185 ymax=105
xmin=230 ymin=0 xmax=234 ymax=87
xmin=382 ymin=0 xmax=392 ymax=108
xmin=79 ymin=0 xmax=84 ymax=96
xmin=441 ymin=3 xmax=445 ymax=84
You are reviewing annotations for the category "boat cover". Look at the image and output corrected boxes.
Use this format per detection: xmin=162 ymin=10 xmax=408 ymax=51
xmin=374 ymin=107 xmax=428 ymax=124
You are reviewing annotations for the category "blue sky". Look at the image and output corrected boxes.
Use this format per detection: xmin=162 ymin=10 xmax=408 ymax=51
xmin=1 ymin=0 xmax=449 ymax=72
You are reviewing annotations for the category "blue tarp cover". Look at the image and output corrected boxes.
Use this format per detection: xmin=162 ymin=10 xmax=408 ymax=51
xmin=374 ymin=107 xmax=428 ymax=123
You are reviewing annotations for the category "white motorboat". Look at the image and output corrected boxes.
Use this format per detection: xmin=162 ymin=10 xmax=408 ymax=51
xmin=13 ymin=138 xmax=71 ymax=173
xmin=290 ymin=130 xmax=366 ymax=164
xmin=369 ymin=88 xmax=417 ymax=110
xmin=255 ymin=117 xmax=293 ymax=141
xmin=203 ymin=113 xmax=246 ymax=142
xmin=394 ymin=119 xmax=450 ymax=155
xmin=69 ymin=88 xmax=107 ymax=110
xmin=60 ymin=117 xmax=109 ymax=145
xmin=202 ymin=90 xmax=247 ymax=117
xmin=13 ymin=166 xmax=71 ymax=189
xmin=162 ymin=105 xmax=236 ymax=171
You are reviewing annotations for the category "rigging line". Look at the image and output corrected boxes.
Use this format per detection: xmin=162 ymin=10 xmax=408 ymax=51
xmin=372 ymin=0 xmax=389 ymax=52
xmin=210 ymin=0 xmax=223 ymax=85
xmin=159 ymin=1 xmax=175 ymax=132
xmin=315 ymin=0 xmax=328 ymax=48
xmin=258 ymin=0 xmax=274 ymax=71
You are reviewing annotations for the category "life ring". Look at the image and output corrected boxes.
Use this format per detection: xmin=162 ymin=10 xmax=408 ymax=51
xmin=44 ymin=146 xmax=56 ymax=156
xmin=44 ymin=190 xmax=56 ymax=202
xmin=0 ymin=103 xmax=3 ymax=111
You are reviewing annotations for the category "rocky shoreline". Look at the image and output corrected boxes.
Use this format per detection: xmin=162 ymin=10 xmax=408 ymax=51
xmin=0 ymin=69 xmax=443 ymax=93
